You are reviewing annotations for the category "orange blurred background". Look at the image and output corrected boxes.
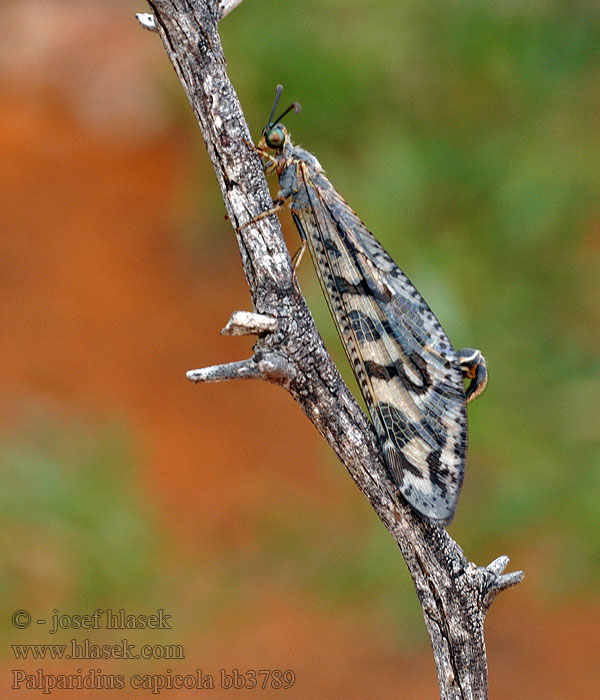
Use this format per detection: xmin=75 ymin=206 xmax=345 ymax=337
xmin=2 ymin=1 xmax=599 ymax=698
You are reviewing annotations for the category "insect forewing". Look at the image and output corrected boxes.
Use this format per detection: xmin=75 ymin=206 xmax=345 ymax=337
xmin=289 ymin=158 xmax=467 ymax=523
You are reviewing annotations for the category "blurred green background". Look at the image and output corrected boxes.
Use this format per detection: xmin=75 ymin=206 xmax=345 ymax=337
xmin=1 ymin=1 xmax=599 ymax=697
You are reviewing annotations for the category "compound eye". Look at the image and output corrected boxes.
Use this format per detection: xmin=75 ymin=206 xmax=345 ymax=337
xmin=265 ymin=126 xmax=285 ymax=149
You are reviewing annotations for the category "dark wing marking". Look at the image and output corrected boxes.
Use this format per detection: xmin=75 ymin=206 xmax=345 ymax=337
xmin=292 ymin=162 xmax=467 ymax=523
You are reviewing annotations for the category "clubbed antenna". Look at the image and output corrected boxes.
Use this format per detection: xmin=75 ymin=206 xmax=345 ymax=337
xmin=266 ymin=84 xmax=284 ymax=127
xmin=265 ymin=84 xmax=301 ymax=130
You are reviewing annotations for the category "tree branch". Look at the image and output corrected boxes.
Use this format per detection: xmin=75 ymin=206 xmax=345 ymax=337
xmin=142 ymin=2 xmax=523 ymax=697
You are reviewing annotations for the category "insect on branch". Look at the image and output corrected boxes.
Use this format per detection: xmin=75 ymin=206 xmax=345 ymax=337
xmin=141 ymin=2 xmax=523 ymax=699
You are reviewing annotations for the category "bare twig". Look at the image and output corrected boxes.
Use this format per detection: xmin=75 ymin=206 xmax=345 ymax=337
xmin=220 ymin=310 xmax=278 ymax=336
xmin=187 ymin=352 xmax=293 ymax=384
xmin=187 ymin=358 xmax=263 ymax=383
xmin=135 ymin=12 xmax=157 ymax=31
xmin=218 ymin=0 xmax=245 ymax=19
xmin=141 ymin=2 xmax=523 ymax=698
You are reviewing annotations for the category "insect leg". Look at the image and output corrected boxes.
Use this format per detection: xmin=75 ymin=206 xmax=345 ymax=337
xmin=290 ymin=212 xmax=309 ymax=294
xmin=235 ymin=198 xmax=286 ymax=232
xmin=457 ymin=348 xmax=488 ymax=402
xmin=245 ymin=137 xmax=283 ymax=169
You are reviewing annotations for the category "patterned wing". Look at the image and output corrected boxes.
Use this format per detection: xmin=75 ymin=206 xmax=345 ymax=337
xmin=292 ymin=162 xmax=467 ymax=524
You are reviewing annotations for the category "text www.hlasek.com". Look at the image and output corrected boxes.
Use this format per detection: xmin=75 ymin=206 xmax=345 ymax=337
xmin=12 ymin=638 xmax=184 ymax=660
xmin=12 ymin=668 xmax=297 ymax=694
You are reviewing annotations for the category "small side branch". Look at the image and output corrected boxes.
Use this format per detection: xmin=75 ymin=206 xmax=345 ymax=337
xmin=218 ymin=0 xmax=245 ymax=19
xmin=136 ymin=12 xmax=157 ymax=32
xmin=221 ymin=310 xmax=278 ymax=336
xmin=187 ymin=352 xmax=293 ymax=385
xmin=482 ymin=556 xmax=524 ymax=609
xmin=187 ymin=358 xmax=262 ymax=383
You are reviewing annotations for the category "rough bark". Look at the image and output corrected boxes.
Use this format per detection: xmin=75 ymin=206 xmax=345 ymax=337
xmin=141 ymin=2 xmax=523 ymax=698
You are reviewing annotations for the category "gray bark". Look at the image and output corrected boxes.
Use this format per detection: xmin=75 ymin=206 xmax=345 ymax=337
xmin=142 ymin=2 xmax=523 ymax=698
